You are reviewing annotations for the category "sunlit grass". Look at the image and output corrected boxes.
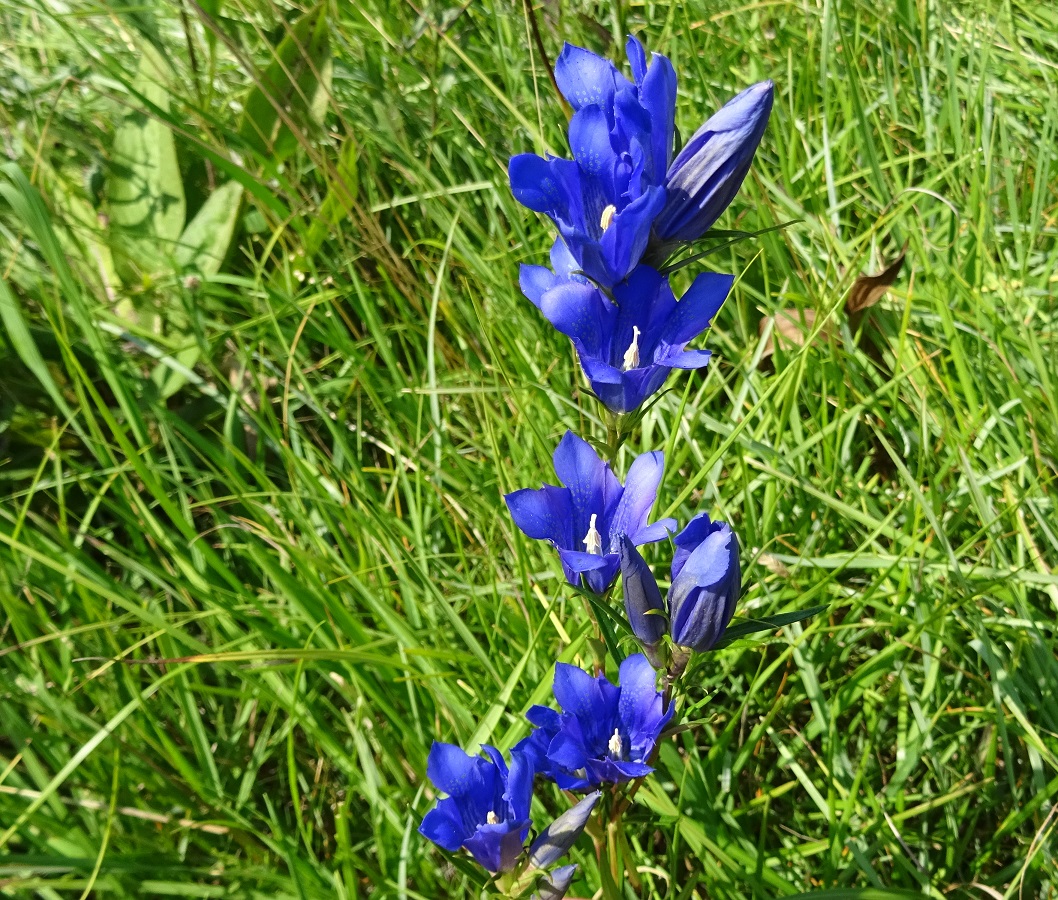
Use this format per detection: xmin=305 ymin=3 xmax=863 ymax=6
xmin=1 ymin=1 xmax=1057 ymax=897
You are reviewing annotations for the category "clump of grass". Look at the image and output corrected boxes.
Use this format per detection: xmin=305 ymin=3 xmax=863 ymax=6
xmin=1 ymin=1 xmax=1057 ymax=897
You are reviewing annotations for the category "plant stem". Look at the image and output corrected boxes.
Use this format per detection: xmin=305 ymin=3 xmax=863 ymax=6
xmin=605 ymin=414 xmax=622 ymax=464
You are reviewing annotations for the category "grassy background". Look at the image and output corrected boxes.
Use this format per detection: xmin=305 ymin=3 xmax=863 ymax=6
xmin=2 ymin=0 xmax=1057 ymax=897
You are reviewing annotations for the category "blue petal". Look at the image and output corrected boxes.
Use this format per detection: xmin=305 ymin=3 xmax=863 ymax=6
xmin=617 ymin=654 xmax=670 ymax=755
xmin=671 ymin=512 xmax=715 ymax=579
xmin=481 ymin=744 xmax=509 ymax=779
xmin=639 ymin=52 xmax=677 ymax=173
xmin=520 ymin=264 xmax=560 ymax=309
xmin=660 ymin=272 xmax=733 ymax=346
xmin=625 ymin=35 xmax=647 ymax=83
xmin=463 ymin=820 xmax=528 ymax=873
xmin=586 ymin=756 xmax=654 ymax=784
xmin=514 ymin=727 xmax=553 ymax=773
xmin=526 ymin=704 xmax=562 ymax=730
xmin=553 ymin=663 xmax=619 ymax=740
xmin=552 ymin=431 xmax=619 ymax=548
xmin=631 ymin=518 xmax=678 ymax=545
xmin=507 ymin=750 xmax=535 ymax=820
xmin=549 ymin=238 xmax=581 ymax=279
xmin=539 ymin=282 xmax=613 ymax=359
xmin=547 ymin=729 xmax=590 ymax=773
xmin=669 ymin=524 xmax=740 ymax=651
xmin=577 ymin=355 xmax=667 ymax=415
xmin=419 ymin=798 xmax=469 ymax=852
xmin=656 ymin=81 xmax=774 ymax=241
xmin=607 ymin=450 xmax=666 ymax=549
xmin=426 ymin=742 xmax=481 ymax=797
xmin=510 ymin=154 xmax=565 ymax=215
xmin=505 ymin=485 xmax=573 ymax=547
xmin=663 ymin=348 xmax=712 ymax=369
xmin=610 ymin=266 xmax=668 ymax=366
xmin=555 ymin=43 xmax=630 ymax=110
xmin=619 ymin=535 xmax=666 ymax=645
xmin=600 ymin=185 xmax=665 ymax=283
xmin=569 ymin=105 xmax=615 ymax=178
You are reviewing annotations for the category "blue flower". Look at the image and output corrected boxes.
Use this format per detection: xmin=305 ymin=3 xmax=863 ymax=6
xmin=509 ymin=37 xmax=676 ymax=288
xmin=505 ymin=431 xmax=676 ymax=593
xmin=668 ymin=513 xmax=741 ymax=652
xmin=517 ymin=653 xmax=673 ymax=790
xmin=418 ymin=742 xmax=533 ymax=873
xmin=618 ymin=513 xmax=741 ymax=653
xmin=519 ymin=261 xmax=733 ymax=413
xmin=653 ymin=81 xmax=774 ymax=244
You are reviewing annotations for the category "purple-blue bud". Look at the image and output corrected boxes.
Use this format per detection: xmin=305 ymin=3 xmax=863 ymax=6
xmin=528 ymin=792 xmax=600 ymax=869
xmin=667 ymin=515 xmax=741 ymax=652
xmin=654 ymin=81 xmax=774 ymax=243
xmin=532 ymin=864 xmax=578 ymax=900
xmin=618 ymin=534 xmax=666 ymax=646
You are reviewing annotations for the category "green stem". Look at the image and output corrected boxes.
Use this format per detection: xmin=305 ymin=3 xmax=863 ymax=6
xmin=596 ymin=791 xmax=624 ymax=900
xmin=604 ymin=413 xmax=623 ymax=464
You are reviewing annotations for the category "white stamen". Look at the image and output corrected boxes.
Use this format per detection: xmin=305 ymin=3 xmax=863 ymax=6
xmin=622 ymin=325 xmax=641 ymax=371
xmin=486 ymin=811 xmax=500 ymax=825
xmin=608 ymin=728 xmax=623 ymax=758
xmin=600 ymin=204 xmax=617 ymax=231
xmin=582 ymin=513 xmax=602 ymax=555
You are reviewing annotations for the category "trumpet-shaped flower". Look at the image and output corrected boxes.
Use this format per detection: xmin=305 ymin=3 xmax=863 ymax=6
xmin=517 ymin=653 xmax=673 ymax=791
xmin=519 ymin=263 xmax=733 ymax=414
xmin=418 ymin=742 xmax=533 ymax=873
xmin=505 ymin=431 xmax=675 ymax=593
xmin=618 ymin=513 xmax=741 ymax=653
xmin=653 ymin=81 xmax=774 ymax=244
xmin=509 ymin=37 xmax=676 ymax=288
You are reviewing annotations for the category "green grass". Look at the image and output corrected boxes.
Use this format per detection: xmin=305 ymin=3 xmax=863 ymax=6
xmin=2 ymin=0 xmax=1057 ymax=897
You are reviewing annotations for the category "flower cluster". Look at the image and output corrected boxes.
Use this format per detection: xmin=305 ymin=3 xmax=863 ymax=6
xmin=419 ymin=36 xmax=771 ymax=897
xmin=511 ymin=37 xmax=772 ymax=414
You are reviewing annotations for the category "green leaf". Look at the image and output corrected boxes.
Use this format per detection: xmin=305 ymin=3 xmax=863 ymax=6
xmin=238 ymin=4 xmax=332 ymax=168
xmin=176 ymin=181 xmax=244 ymax=276
xmin=106 ymin=42 xmax=186 ymax=282
xmin=718 ymin=604 xmax=828 ymax=645
xmin=0 ymin=277 xmax=76 ymax=427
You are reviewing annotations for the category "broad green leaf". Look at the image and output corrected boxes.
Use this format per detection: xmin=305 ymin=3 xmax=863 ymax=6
xmin=107 ymin=42 xmax=186 ymax=282
xmin=176 ymin=181 xmax=244 ymax=276
xmin=238 ymin=4 xmax=332 ymax=167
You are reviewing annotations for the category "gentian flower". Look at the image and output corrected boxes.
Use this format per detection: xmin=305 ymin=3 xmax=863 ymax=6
xmin=668 ymin=513 xmax=741 ymax=651
xmin=653 ymin=81 xmax=774 ymax=245
xmin=517 ymin=653 xmax=673 ymax=790
xmin=520 ymin=262 xmax=733 ymax=413
xmin=505 ymin=431 xmax=676 ymax=593
xmin=509 ymin=37 xmax=676 ymax=288
xmin=418 ymin=742 xmax=532 ymax=873
xmin=618 ymin=513 xmax=741 ymax=653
